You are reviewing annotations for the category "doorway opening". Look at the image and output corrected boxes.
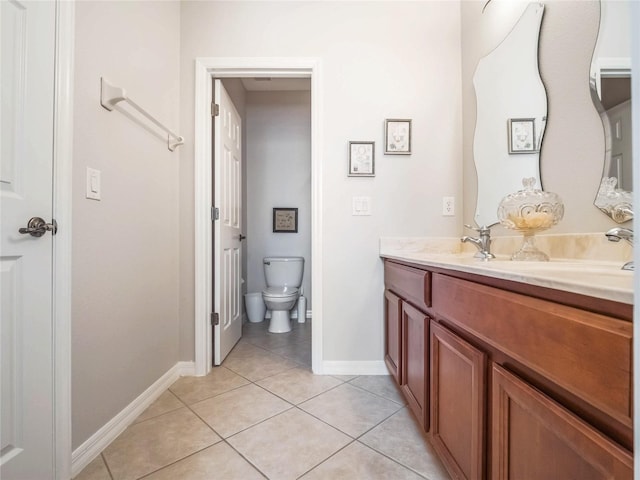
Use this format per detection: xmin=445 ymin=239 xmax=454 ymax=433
xmin=216 ymin=78 xmax=312 ymax=368
xmin=194 ymin=58 xmax=324 ymax=376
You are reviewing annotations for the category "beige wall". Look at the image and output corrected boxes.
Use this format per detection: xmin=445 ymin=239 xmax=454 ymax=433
xmin=72 ymin=1 xmax=181 ymax=449
xmin=179 ymin=1 xmax=463 ymax=363
xmin=461 ymin=0 xmax=620 ymax=234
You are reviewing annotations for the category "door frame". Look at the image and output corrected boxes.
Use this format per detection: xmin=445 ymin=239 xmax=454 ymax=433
xmin=631 ymin=0 xmax=640 ymax=471
xmin=54 ymin=1 xmax=74 ymax=478
xmin=194 ymin=57 xmax=323 ymax=376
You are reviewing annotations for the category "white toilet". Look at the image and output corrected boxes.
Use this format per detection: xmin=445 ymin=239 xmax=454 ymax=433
xmin=262 ymin=257 xmax=304 ymax=333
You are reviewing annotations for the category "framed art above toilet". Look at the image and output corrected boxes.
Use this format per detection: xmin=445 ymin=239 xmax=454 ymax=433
xmin=273 ymin=207 xmax=298 ymax=233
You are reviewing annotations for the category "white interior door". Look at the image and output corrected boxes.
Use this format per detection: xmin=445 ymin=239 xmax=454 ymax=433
xmin=1 ymin=1 xmax=57 ymax=478
xmin=213 ymin=80 xmax=243 ymax=365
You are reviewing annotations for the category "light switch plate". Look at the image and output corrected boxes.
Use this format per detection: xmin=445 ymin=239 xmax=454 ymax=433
xmin=353 ymin=196 xmax=372 ymax=216
xmin=86 ymin=167 xmax=101 ymax=200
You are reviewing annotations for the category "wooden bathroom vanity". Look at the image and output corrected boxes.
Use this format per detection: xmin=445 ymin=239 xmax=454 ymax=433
xmin=383 ymin=257 xmax=633 ymax=480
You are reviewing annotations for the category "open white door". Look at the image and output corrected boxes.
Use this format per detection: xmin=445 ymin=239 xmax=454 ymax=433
xmin=1 ymin=1 xmax=57 ymax=477
xmin=213 ymin=80 xmax=243 ymax=365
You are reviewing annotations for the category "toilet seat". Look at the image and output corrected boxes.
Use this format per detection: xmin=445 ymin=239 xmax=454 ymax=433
xmin=262 ymin=286 xmax=299 ymax=300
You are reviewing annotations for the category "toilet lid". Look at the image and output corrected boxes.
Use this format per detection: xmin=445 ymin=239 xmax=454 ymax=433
xmin=262 ymin=286 xmax=298 ymax=298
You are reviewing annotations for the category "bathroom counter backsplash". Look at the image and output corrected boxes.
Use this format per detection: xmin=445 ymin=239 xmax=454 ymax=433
xmin=380 ymin=234 xmax=633 ymax=305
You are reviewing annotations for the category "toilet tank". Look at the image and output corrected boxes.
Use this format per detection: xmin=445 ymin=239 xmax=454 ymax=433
xmin=263 ymin=257 xmax=304 ymax=287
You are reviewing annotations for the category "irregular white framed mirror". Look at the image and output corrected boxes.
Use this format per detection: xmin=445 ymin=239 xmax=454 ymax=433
xmin=472 ymin=2 xmax=547 ymax=227
xmin=591 ymin=0 xmax=633 ymax=223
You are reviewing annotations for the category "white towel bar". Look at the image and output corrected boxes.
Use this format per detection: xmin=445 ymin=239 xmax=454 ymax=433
xmin=100 ymin=77 xmax=184 ymax=152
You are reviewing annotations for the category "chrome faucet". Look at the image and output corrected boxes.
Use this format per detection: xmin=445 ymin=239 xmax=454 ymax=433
xmin=461 ymin=224 xmax=495 ymax=260
xmin=605 ymin=227 xmax=634 ymax=271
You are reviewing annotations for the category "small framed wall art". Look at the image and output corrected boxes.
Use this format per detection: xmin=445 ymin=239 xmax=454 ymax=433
xmin=508 ymin=118 xmax=536 ymax=154
xmin=273 ymin=207 xmax=298 ymax=233
xmin=348 ymin=141 xmax=375 ymax=177
xmin=384 ymin=119 xmax=412 ymax=155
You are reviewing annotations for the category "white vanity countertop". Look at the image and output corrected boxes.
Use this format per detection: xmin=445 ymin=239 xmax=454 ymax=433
xmin=380 ymin=239 xmax=633 ymax=305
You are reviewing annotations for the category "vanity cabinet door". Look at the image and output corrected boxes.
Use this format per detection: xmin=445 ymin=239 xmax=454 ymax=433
xmin=491 ymin=364 xmax=633 ymax=480
xmin=430 ymin=321 xmax=487 ymax=480
xmin=384 ymin=289 xmax=402 ymax=383
xmin=401 ymin=301 xmax=429 ymax=430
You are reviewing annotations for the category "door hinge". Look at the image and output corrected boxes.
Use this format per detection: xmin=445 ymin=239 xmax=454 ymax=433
xmin=211 ymin=206 xmax=219 ymax=221
xmin=211 ymin=312 xmax=219 ymax=326
xmin=211 ymin=103 xmax=220 ymax=117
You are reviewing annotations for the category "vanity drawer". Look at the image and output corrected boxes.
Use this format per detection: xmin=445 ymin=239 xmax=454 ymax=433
xmin=384 ymin=261 xmax=431 ymax=311
xmin=432 ymin=274 xmax=632 ymax=426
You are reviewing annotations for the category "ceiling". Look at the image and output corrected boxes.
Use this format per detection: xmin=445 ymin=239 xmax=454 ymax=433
xmin=240 ymin=77 xmax=311 ymax=92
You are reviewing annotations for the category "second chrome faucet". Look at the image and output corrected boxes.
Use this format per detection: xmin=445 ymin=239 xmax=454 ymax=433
xmin=605 ymin=227 xmax=634 ymax=271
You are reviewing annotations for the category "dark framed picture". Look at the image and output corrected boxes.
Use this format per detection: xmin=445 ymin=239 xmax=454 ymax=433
xmin=384 ymin=119 xmax=412 ymax=155
xmin=348 ymin=141 xmax=375 ymax=176
xmin=508 ymin=118 xmax=537 ymax=154
xmin=273 ymin=207 xmax=298 ymax=233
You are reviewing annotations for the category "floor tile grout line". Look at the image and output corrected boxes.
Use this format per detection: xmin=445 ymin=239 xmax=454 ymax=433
xmin=183 ymin=398 xmax=227 ymax=439
xmin=358 ymin=440 xmax=432 ymax=480
xmin=134 ymin=442 xmax=222 ymax=480
xmin=355 ymin=407 xmax=442 ymax=480
xmin=130 ymin=404 xmax=184 ymax=427
xmin=270 ymin=351 xmax=312 ymax=368
xmin=347 ymin=381 xmax=408 ymax=407
xmin=253 ymin=373 xmax=346 ymax=407
xmin=168 ymin=380 xmax=250 ymax=411
xmin=223 ymin=362 xmax=301 ymax=384
xmin=252 ymin=345 xmax=311 ymax=367
xmin=291 ymin=435 xmax=429 ymax=480
xmin=99 ymin=410 xmax=221 ymax=479
xmin=100 ymin=452 xmax=115 ymax=480
xmin=294 ymin=438 xmax=359 ymax=479
xmin=126 ymin=389 xmax=187 ymax=428
xmin=179 ymin=381 xmax=306 ymax=447
xmin=292 ymin=382 xmax=404 ymax=438
xmin=126 ymin=404 xmax=227 ymax=479
xmin=244 ymin=326 xmax=311 ymax=369
xmin=223 ymin=343 xmax=307 ymax=375
xmin=219 ymin=404 xmax=297 ymax=441
xmin=221 ymin=438 xmax=270 ymax=479
xmin=291 ymin=404 xmax=359 ymax=441
xmin=213 ymin=368 xmax=346 ymax=440
xmin=354 ymin=404 xmax=407 ymax=442
xmin=352 ymin=440 xmax=431 ymax=480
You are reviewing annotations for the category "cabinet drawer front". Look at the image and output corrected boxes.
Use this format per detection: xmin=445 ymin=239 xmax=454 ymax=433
xmin=385 ymin=261 xmax=431 ymax=311
xmin=433 ymin=274 xmax=632 ymax=426
xmin=492 ymin=364 xmax=633 ymax=480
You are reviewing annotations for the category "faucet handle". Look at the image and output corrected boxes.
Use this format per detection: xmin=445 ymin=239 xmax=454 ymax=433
xmin=464 ymin=224 xmax=492 ymax=235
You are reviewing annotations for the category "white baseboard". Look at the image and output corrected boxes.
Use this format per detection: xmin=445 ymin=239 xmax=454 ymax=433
xmin=322 ymin=360 xmax=389 ymax=376
xmin=71 ymin=361 xmax=194 ymax=477
xmin=177 ymin=360 xmax=196 ymax=377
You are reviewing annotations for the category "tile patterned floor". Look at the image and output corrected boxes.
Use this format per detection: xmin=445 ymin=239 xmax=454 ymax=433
xmin=74 ymin=320 xmax=450 ymax=480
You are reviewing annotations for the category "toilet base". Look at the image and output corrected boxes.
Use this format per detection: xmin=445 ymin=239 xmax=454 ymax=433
xmin=268 ymin=310 xmax=292 ymax=333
